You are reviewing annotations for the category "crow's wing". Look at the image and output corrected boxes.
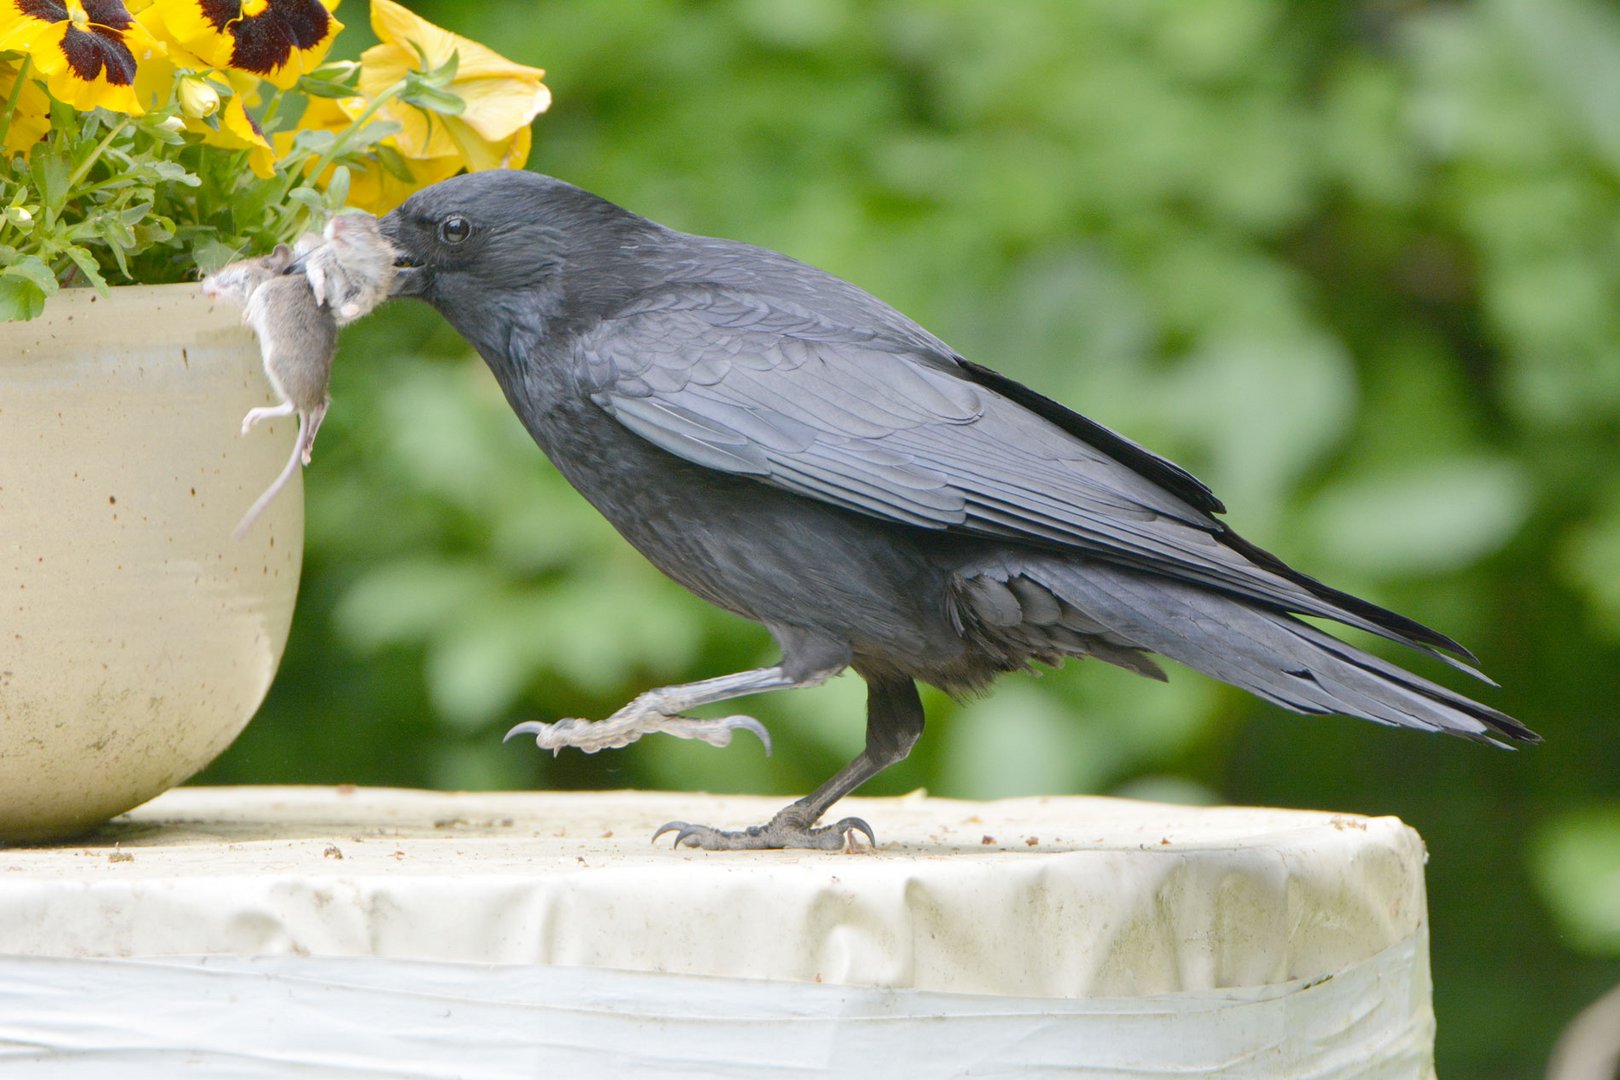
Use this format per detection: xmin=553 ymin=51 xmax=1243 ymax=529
xmin=579 ymin=283 xmax=1472 ymax=663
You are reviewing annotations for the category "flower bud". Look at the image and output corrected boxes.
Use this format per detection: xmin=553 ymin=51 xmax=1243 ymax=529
xmin=158 ymin=116 xmax=188 ymax=133
xmin=5 ymin=206 xmax=32 ymax=225
xmin=178 ymin=76 xmax=221 ymax=119
xmin=314 ymin=60 xmax=360 ymax=80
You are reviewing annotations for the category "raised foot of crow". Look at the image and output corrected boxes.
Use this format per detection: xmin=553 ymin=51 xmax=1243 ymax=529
xmin=504 ymin=711 xmax=771 ymax=756
xmin=653 ymin=815 xmax=875 ymax=851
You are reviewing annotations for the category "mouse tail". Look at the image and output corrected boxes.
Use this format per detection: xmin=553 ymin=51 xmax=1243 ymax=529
xmin=233 ymin=412 xmax=306 ymax=540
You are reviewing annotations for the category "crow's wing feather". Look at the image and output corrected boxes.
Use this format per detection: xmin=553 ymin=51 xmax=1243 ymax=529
xmin=579 ymin=284 xmax=1468 ymax=661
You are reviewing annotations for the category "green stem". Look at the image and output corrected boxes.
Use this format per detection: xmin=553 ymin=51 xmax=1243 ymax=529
xmin=255 ymin=84 xmax=285 ymax=136
xmin=66 ymin=115 xmax=130 ymax=189
xmin=73 ymin=172 xmax=144 ymax=197
xmin=0 ymin=53 xmax=33 ymax=153
xmin=311 ymin=80 xmax=406 ymax=176
xmin=271 ymin=76 xmax=409 ymax=234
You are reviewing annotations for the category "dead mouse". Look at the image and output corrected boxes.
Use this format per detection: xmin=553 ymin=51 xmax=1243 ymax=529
xmin=302 ymin=211 xmax=398 ymax=325
xmin=202 ymin=242 xmax=339 ymax=538
xmin=200 ymin=242 xmax=293 ymax=312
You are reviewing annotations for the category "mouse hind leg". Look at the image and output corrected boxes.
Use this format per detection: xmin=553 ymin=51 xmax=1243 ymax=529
xmin=299 ymin=401 xmax=329 ymax=465
xmin=233 ymin=411 xmax=307 ymax=540
xmin=241 ymin=400 xmax=295 ymax=435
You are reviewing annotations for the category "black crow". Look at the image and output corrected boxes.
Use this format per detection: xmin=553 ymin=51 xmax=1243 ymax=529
xmin=380 ymin=171 xmax=1537 ymax=850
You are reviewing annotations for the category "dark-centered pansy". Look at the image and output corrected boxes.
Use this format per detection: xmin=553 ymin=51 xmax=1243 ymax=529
xmin=0 ymin=0 xmax=160 ymax=114
xmin=140 ymin=0 xmax=339 ymax=89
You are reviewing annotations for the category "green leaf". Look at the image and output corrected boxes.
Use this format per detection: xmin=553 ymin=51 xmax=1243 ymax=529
xmin=373 ymin=142 xmax=416 ymax=183
xmin=228 ymin=179 xmax=278 ymax=232
xmin=0 ymin=275 xmax=46 ymax=321
xmin=286 ymin=186 xmax=327 ymax=212
xmin=59 ymin=244 xmax=109 ymax=293
xmin=133 ymin=215 xmax=176 ymax=246
xmin=118 ymin=198 xmax=154 ymax=226
xmin=297 ymin=75 xmax=360 ymax=100
xmin=409 ymin=43 xmax=460 ymax=88
xmin=44 ymin=96 xmax=79 ymax=140
xmin=325 ymin=164 xmax=350 ymax=209
xmin=149 ymin=161 xmax=200 ymax=187
xmin=291 ymin=128 xmax=338 ymax=153
xmin=192 ymin=237 xmax=246 ymax=276
xmin=28 ymin=146 xmax=68 ymax=214
xmin=402 ymin=84 xmax=466 ymax=116
xmin=93 ymin=212 xmax=136 ymax=276
xmin=1 ymin=254 xmax=58 ymax=294
xmin=140 ymin=112 xmax=189 ymax=145
xmin=331 ymin=119 xmax=401 ymax=155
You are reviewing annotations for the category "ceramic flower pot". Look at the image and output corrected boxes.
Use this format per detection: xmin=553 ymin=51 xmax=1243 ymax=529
xmin=0 ymin=283 xmax=302 ymax=843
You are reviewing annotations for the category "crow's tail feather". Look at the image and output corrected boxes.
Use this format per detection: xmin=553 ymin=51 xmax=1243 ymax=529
xmin=1014 ymin=558 xmax=1538 ymax=746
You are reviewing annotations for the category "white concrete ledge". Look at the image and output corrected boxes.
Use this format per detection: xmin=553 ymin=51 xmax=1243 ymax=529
xmin=0 ymin=786 xmax=1436 ymax=1077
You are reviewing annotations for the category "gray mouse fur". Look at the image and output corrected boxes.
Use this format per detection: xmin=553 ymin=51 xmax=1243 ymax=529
xmin=303 ymin=212 xmax=398 ymax=325
xmin=202 ymin=242 xmax=339 ymax=538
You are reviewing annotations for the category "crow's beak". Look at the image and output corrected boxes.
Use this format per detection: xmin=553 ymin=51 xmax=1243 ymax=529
xmin=390 ymin=261 xmax=427 ymax=298
xmin=379 ymin=211 xmax=427 ymax=298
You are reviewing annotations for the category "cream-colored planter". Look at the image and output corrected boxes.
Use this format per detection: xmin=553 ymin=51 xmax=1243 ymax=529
xmin=0 ymin=284 xmax=302 ymax=843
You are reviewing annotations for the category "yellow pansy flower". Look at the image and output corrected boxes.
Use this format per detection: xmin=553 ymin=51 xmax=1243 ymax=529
xmin=0 ymin=56 xmax=53 ymax=153
xmin=0 ymin=0 xmax=162 ymax=115
xmin=172 ymin=67 xmax=271 ymax=176
xmin=139 ymin=0 xmax=339 ymax=89
xmin=358 ymin=0 xmax=547 ymax=172
xmin=127 ymin=44 xmax=276 ymax=178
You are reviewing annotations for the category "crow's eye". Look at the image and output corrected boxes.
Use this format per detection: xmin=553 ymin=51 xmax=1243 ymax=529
xmin=439 ymin=215 xmax=472 ymax=244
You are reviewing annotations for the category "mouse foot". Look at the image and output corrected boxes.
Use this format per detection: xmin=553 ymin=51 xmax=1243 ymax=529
xmin=241 ymin=402 xmax=295 ymax=434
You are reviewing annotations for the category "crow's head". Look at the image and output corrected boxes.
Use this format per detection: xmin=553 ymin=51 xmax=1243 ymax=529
xmin=381 ymin=170 xmax=649 ymax=314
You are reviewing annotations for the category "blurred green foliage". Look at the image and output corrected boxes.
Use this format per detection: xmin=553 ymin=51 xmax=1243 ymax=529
xmin=194 ymin=2 xmax=1620 ymax=1075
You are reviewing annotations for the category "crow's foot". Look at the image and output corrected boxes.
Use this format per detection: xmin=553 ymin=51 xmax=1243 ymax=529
xmin=652 ymin=815 xmax=875 ymax=851
xmin=504 ymin=709 xmax=771 ymax=755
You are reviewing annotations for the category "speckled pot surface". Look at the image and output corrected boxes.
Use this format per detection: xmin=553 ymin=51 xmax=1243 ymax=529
xmin=0 ymin=284 xmax=302 ymax=843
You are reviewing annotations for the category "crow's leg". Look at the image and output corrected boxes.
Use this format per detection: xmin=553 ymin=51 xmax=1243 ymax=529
xmin=655 ymin=673 xmax=924 ymax=851
xmin=505 ymin=629 xmax=848 ymax=756
xmin=506 ymin=667 xmax=799 ymax=754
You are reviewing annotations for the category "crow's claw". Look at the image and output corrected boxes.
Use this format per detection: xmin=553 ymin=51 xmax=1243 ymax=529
xmin=504 ymin=712 xmax=771 ymax=755
xmin=651 ymin=815 xmax=875 ymax=851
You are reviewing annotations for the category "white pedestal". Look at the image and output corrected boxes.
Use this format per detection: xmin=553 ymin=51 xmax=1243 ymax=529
xmin=0 ymin=787 xmax=1436 ymax=1077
